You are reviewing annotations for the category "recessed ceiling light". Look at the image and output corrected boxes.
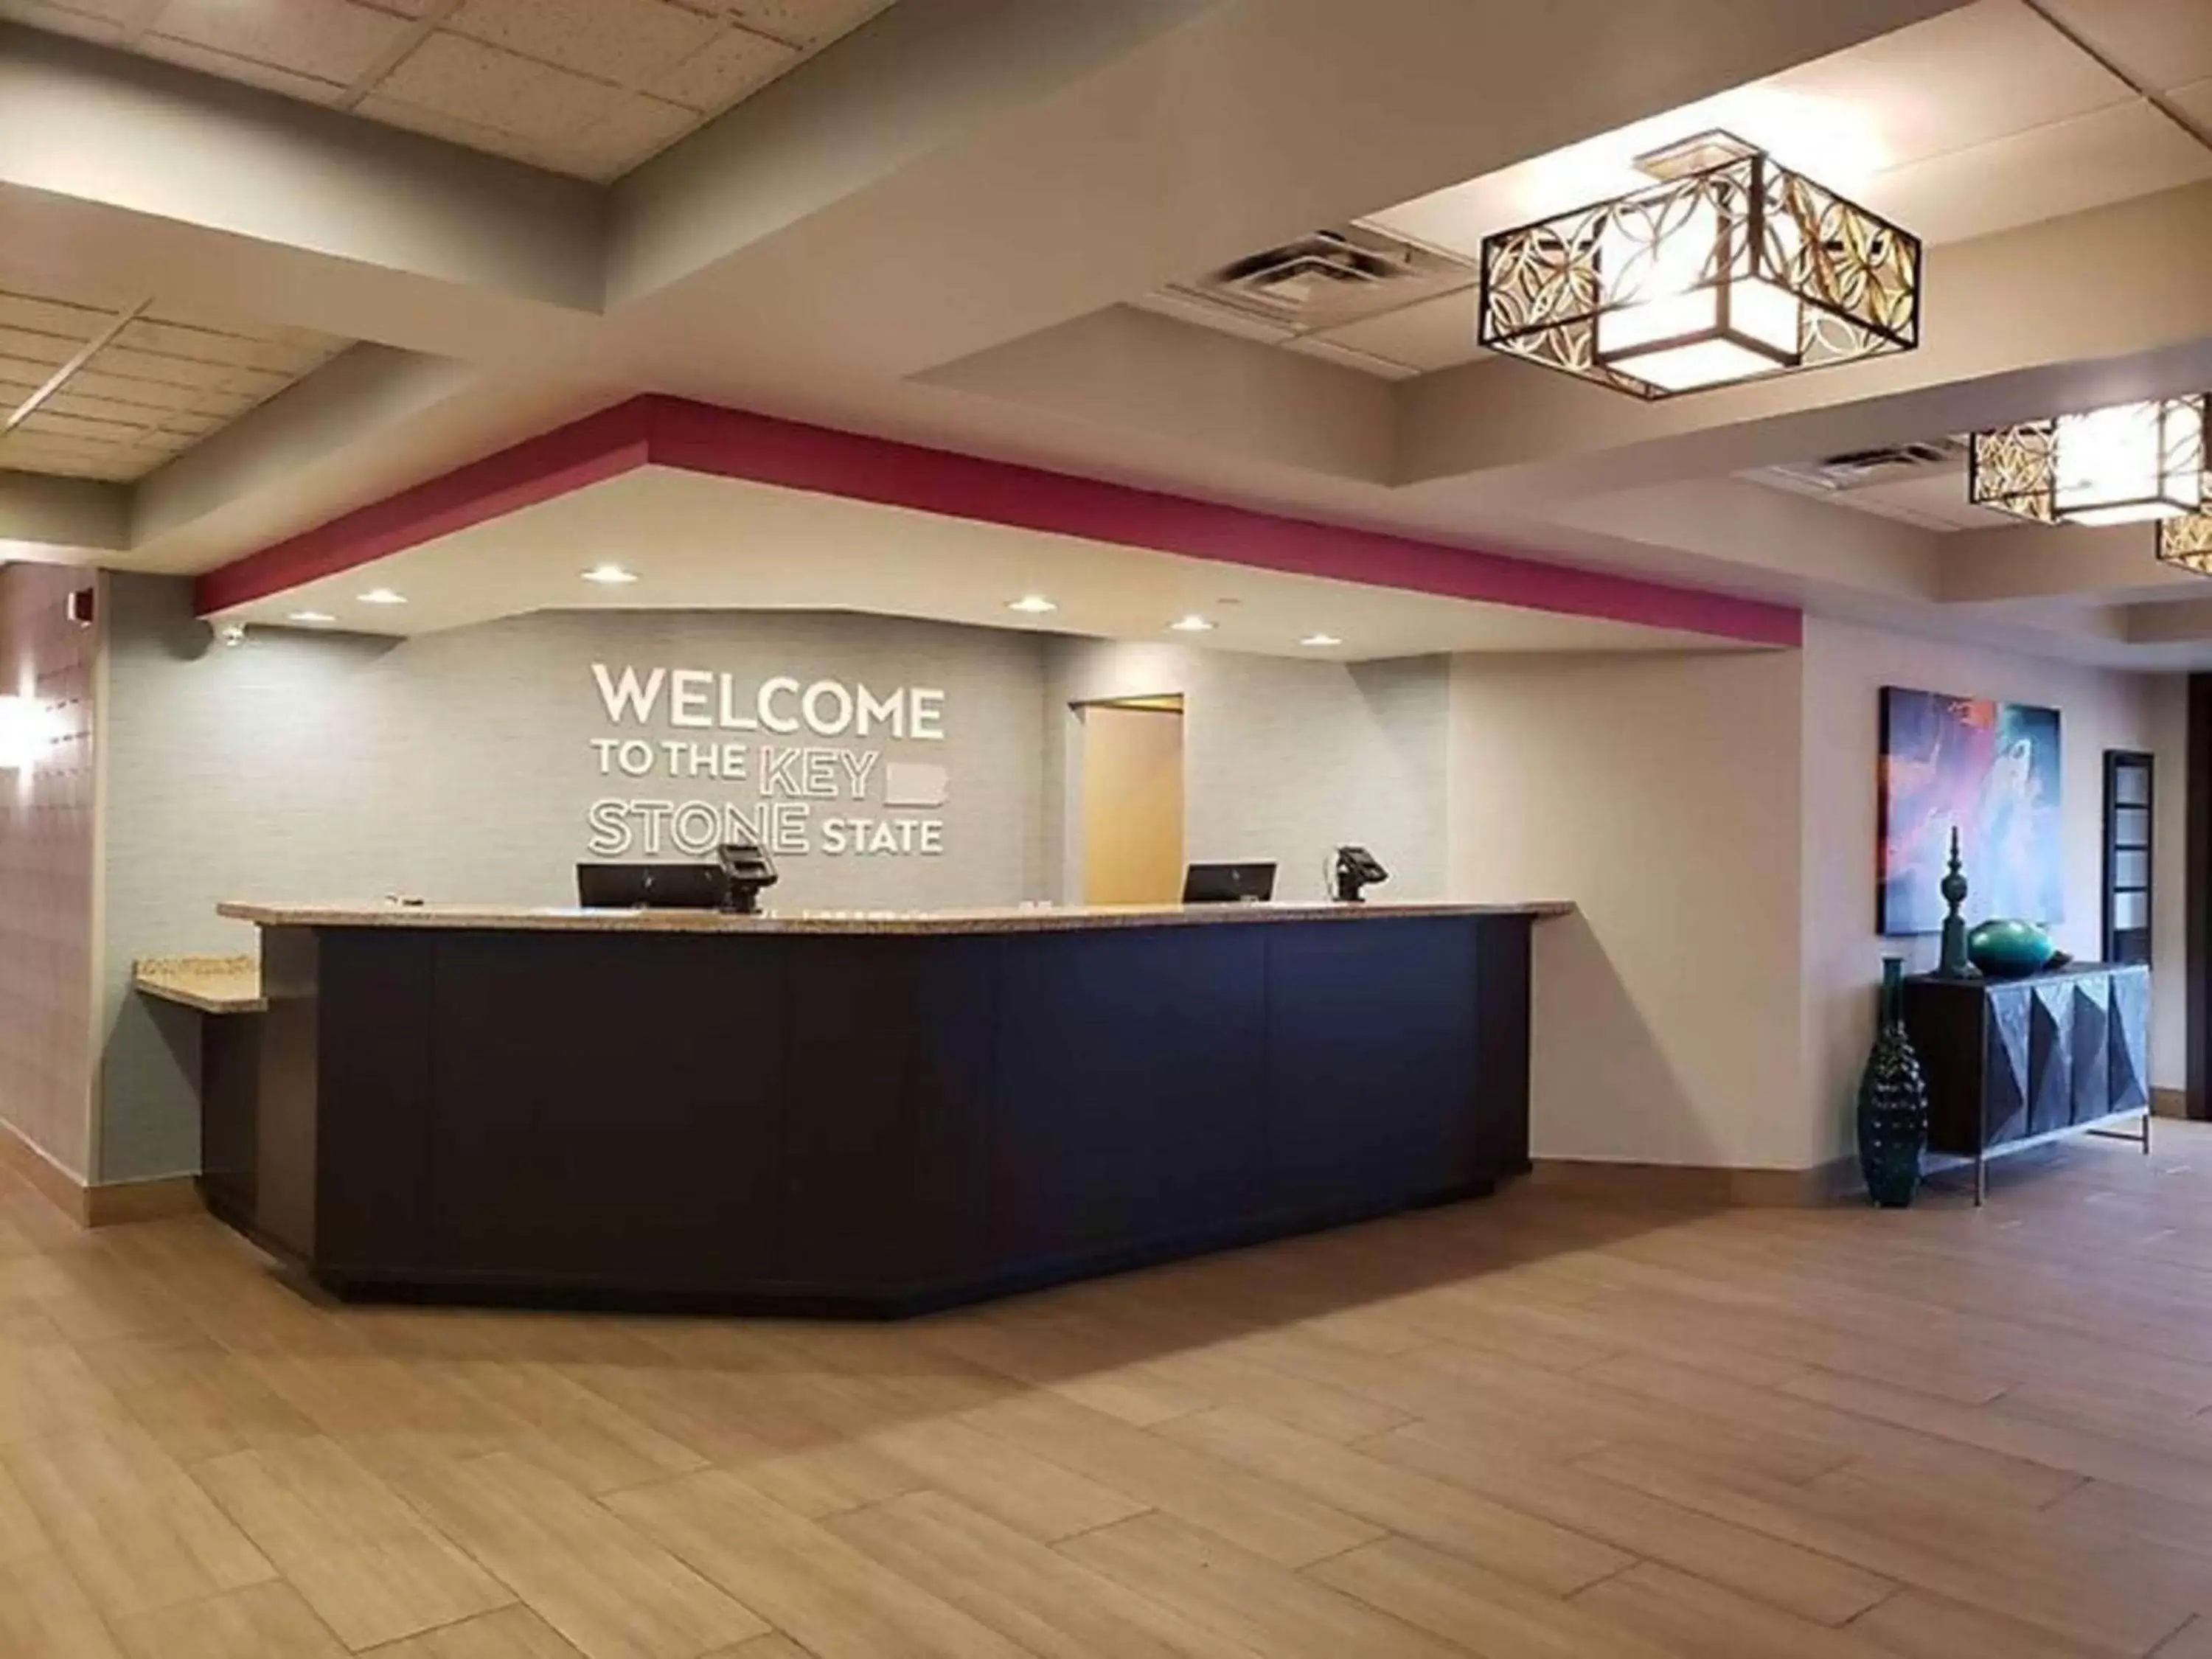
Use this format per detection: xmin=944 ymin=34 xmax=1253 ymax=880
xmin=286 ymin=611 xmax=337 ymax=625
xmin=1006 ymin=594 xmax=1057 ymax=614
xmin=582 ymin=563 xmax=639 ymax=585
xmin=358 ymin=588 xmax=407 ymax=606
xmin=1301 ymin=633 xmax=1343 ymax=647
xmin=1169 ymin=614 xmax=1215 ymax=633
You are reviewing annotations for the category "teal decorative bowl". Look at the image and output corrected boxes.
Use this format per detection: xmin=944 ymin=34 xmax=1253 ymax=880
xmin=1966 ymin=919 xmax=2056 ymax=979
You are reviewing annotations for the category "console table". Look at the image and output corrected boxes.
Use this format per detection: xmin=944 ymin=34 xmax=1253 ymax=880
xmin=1902 ymin=962 xmax=2150 ymax=1203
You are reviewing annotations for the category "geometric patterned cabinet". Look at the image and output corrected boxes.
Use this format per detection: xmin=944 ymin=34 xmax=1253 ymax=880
xmin=1902 ymin=962 xmax=2151 ymax=1203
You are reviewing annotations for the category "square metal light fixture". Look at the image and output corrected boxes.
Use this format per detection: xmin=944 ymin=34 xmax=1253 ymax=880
xmin=2157 ymin=509 xmax=2212 ymax=575
xmin=1970 ymin=397 xmax=2208 ymax=527
xmin=1478 ymin=131 xmax=1921 ymax=398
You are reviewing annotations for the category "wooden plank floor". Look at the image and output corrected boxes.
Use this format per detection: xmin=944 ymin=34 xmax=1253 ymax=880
xmin=7 ymin=1130 xmax=2212 ymax=1657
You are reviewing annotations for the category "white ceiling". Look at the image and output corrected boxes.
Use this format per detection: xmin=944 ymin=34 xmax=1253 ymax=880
xmin=211 ymin=465 xmax=1754 ymax=660
xmin=1192 ymin=0 xmax=2212 ymax=380
xmin=14 ymin=0 xmax=2212 ymax=666
xmin=0 ymin=0 xmax=896 ymax=181
xmin=1741 ymin=457 xmax=2016 ymax=533
xmin=0 ymin=278 xmax=343 ymax=481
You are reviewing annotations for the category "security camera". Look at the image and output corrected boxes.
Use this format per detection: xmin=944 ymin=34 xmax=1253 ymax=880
xmin=213 ymin=622 xmax=246 ymax=649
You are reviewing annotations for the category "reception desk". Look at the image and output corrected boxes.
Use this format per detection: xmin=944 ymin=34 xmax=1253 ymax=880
xmin=177 ymin=900 xmax=1563 ymax=1315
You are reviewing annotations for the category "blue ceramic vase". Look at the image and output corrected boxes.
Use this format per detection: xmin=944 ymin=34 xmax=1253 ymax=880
xmin=1966 ymin=919 xmax=2055 ymax=979
xmin=1856 ymin=957 xmax=1927 ymax=1208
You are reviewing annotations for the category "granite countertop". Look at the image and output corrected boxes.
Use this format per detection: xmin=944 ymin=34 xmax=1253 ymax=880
xmin=133 ymin=954 xmax=266 ymax=1014
xmin=215 ymin=900 xmax=1575 ymax=936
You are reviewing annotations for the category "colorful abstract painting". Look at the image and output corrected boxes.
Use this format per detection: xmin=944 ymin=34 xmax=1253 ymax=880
xmin=1879 ymin=687 xmax=2062 ymax=936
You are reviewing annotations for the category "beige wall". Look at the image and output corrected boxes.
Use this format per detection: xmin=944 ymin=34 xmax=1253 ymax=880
xmin=1442 ymin=624 xmax=2185 ymax=1186
xmin=1450 ymin=625 xmax=2185 ymax=1175
xmin=0 ymin=563 xmax=97 ymax=1180
xmin=1799 ymin=617 xmax=2179 ymax=1163
xmin=1047 ymin=639 xmax=1450 ymax=903
xmin=1449 ymin=650 xmax=1809 ymax=1169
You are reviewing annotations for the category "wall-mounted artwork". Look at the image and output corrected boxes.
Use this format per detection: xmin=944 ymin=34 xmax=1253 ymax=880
xmin=1879 ymin=687 xmax=2062 ymax=936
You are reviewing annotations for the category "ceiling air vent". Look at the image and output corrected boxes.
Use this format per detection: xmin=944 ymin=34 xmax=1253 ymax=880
xmin=1764 ymin=437 xmax=1966 ymax=494
xmin=1157 ymin=224 xmax=1475 ymax=335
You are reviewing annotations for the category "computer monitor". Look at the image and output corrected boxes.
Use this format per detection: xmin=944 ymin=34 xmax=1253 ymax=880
xmin=1182 ymin=862 xmax=1277 ymax=904
xmin=576 ymin=863 xmax=726 ymax=910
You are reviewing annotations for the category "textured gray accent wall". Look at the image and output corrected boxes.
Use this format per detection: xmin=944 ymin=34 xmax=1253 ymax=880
xmin=97 ymin=581 xmax=1450 ymax=1180
xmin=97 ymin=577 xmax=1051 ymax=1180
xmin=0 ymin=562 xmax=98 ymax=1179
xmin=1043 ymin=639 xmax=1450 ymax=902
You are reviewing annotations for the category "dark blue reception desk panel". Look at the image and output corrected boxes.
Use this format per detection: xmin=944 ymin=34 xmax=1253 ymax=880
xmin=224 ymin=908 xmax=1541 ymax=1315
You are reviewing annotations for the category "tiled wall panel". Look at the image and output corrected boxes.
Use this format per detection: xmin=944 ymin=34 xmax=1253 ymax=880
xmin=0 ymin=564 xmax=96 ymax=1179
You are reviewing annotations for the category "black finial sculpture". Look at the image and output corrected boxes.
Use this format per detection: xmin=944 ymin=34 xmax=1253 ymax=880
xmin=1937 ymin=826 xmax=1977 ymax=978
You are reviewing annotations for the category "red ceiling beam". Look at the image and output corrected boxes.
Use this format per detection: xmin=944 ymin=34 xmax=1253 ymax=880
xmin=194 ymin=392 xmax=1801 ymax=648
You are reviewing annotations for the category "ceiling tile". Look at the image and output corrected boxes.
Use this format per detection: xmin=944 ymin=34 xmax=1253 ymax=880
xmin=1130 ymin=291 xmax=1295 ymax=345
xmin=7 ymin=0 xmax=889 ymax=178
xmin=1828 ymin=468 xmax=1990 ymax=527
xmin=0 ymin=291 xmax=110 ymax=340
xmin=46 ymin=386 xmax=181 ymax=425
xmin=141 ymin=409 xmax=223 ymax=439
xmin=1310 ymin=288 xmax=1480 ymax=375
xmin=1762 ymin=0 xmax=2129 ymax=173
xmin=2169 ymin=76 xmax=2212 ymax=131
xmin=0 ymin=276 xmax=345 ymax=483
xmin=0 ymin=0 xmax=129 ymax=44
xmin=21 ymin=408 xmax=145 ymax=443
xmin=63 ymin=368 xmax=206 ymax=412
xmin=378 ymin=32 xmax=624 ymax=142
xmin=150 ymin=0 xmax=412 ymax=85
xmin=92 ymin=344 xmax=289 ymax=394
xmin=139 ymin=301 xmax=332 ymax=349
xmin=0 ymin=361 xmax=67 ymax=407
xmin=0 ymin=435 xmax=143 ymax=479
xmin=351 ymin=90 xmax=567 ymax=171
xmin=553 ymin=94 xmax=700 ymax=181
xmin=0 ymin=326 xmax=77 ymax=368
xmin=446 ymin=0 xmax=720 ymax=91
xmin=1370 ymin=0 xmax=2133 ymax=259
xmin=116 ymin=317 xmax=341 ymax=375
xmin=1858 ymin=99 xmax=2212 ymax=246
xmin=1281 ymin=335 xmax=1419 ymax=380
xmin=720 ymin=0 xmax=890 ymax=48
xmin=2038 ymin=0 xmax=2212 ymax=94
xmin=10 ymin=0 xmax=160 ymax=30
xmin=136 ymin=34 xmax=351 ymax=103
xmin=654 ymin=23 xmax=795 ymax=113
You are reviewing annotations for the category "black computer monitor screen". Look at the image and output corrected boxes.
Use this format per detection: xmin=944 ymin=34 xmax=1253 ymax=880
xmin=576 ymin=863 xmax=726 ymax=910
xmin=1181 ymin=862 xmax=1277 ymax=903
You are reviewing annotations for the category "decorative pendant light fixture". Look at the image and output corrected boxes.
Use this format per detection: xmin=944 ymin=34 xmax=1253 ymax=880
xmin=1477 ymin=131 xmax=1921 ymax=399
xmin=2157 ymin=509 xmax=2212 ymax=574
xmin=1969 ymin=397 xmax=2208 ymax=527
